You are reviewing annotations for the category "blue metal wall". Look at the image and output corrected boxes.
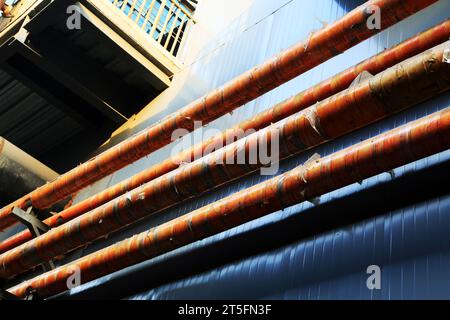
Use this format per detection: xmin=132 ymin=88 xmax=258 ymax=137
xmin=62 ymin=0 xmax=450 ymax=300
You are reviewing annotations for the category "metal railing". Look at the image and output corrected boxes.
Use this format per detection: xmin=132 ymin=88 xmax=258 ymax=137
xmin=110 ymin=0 xmax=196 ymax=58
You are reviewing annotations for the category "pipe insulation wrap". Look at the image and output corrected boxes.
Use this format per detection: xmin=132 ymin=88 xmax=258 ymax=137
xmin=0 ymin=0 xmax=438 ymax=231
xmin=1 ymin=18 xmax=449 ymax=254
xmin=1 ymin=41 xmax=449 ymax=280
xmin=9 ymin=106 xmax=450 ymax=299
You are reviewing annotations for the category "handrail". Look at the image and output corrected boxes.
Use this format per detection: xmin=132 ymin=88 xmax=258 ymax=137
xmin=110 ymin=0 xmax=196 ymax=57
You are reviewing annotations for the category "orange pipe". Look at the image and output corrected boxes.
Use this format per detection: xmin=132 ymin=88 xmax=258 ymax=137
xmin=1 ymin=18 xmax=449 ymax=254
xmin=1 ymin=42 xmax=449 ymax=280
xmin=0 ymin=0 xmax=438 ymax=231
xmin=9 ymin=107 xmax=450 ymax=299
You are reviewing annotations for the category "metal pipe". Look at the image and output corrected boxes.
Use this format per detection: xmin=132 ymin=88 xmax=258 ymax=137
xmin=0 ymin=138 xmax=58 ymax=206
xmin=1 ymin=42 xmax=449 ymax=280
xmin=0 ymin=0 xmax=437 ymax=231
xmin=1 ymin=18 xmax=448 ymax=254
xmin=8 ymin=107 xmax=450 ymax=299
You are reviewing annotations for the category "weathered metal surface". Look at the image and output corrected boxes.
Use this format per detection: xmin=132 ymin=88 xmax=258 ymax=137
xmin=8 ymin=107 xmax=450 ymax=299
xmin=63 ymin=0 xmax=450 ymax=300
xmin=0 ymin=0 xmax=436 ymax=232
xmin=1 ymin=0 xmax=449 ymax=300
xmin=1 ymin=19 xmax=450 ymax=254
xmin=52 ymin=154 xmax=450 ymax=300
xmin=1 ymin=41 xmax=449 ymax=281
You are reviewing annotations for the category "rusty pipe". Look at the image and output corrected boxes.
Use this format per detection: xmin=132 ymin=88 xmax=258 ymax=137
xmin=0 ymin=0 xmax=438 ymax=231
xmin=1 ymin=18 xmax=449 ymax=254
xmin=1 ymin=42 xmax=449 ymax=280
xmin=8 ymin=107 xmax=450 ymax=299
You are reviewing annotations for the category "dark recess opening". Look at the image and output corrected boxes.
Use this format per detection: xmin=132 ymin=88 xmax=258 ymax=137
xmin=5 ymin=54 xmax=115 ymax=172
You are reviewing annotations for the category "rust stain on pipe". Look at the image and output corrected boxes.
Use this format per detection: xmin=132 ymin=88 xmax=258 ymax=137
xmin=1 ymin=18 xmax=449 ymax=254
xmin=9 ymin=107 xmax=450 ymax=299
xmin=1 ymin=42 xmax=449 ymax=280
xmin=0 ymin=0 xmax=438 ymax=231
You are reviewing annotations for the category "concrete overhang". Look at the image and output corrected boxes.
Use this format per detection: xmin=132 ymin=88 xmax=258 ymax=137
xmin=0 ymin=0 xmax=177 ymax=124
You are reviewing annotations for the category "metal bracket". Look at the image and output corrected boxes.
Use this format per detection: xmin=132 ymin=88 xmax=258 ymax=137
xmin=12 ymin=206 xmax=55 ymax=272
xmin=12 ymin=206 xmax=49 ymax=236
